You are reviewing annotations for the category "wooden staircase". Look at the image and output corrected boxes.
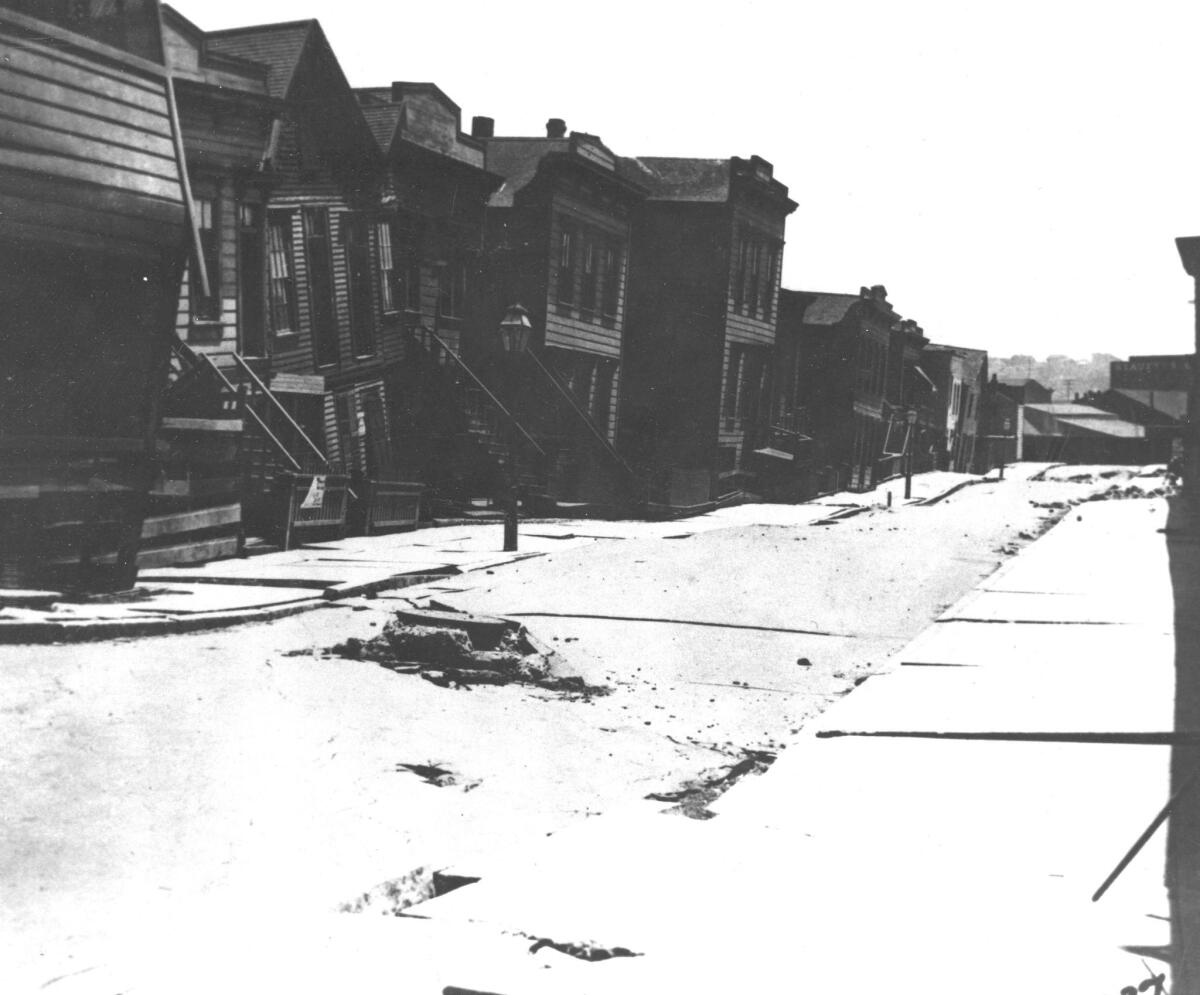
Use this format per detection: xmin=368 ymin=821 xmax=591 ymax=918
xmin=406 ymin=330 xmax=550 ymax=509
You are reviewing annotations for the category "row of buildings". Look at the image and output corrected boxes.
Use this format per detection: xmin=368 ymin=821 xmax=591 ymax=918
xmin=148 ymin=7 xmax=1001 ymax=561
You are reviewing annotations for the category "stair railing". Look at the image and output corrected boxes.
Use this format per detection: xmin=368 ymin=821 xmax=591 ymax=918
xmin=423 ymin=332 xmax=546 ymax=459
xmin=229 ymin=352 xmax=329 ymax=469
xmin=522 ymin=348 xmax=637 ymax=478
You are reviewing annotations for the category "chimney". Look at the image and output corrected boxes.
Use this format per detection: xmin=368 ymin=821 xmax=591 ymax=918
xmin=471 ymin=115 xmax=494 ymax=139
xmin=546 ymin=117 xmax=567 ymax=138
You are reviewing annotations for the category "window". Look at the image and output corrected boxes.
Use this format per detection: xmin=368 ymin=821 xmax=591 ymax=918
xmin=342 ymin=216 xmax=375 ymax=356
xmin=238 ymin=203 xmax=265 ymax=356
xmin=601 ymin=243 xmax=621 ymax=318
xmin=724 ymin=346 xmax=745 ymax=420
xmin=405 ymin=253 xmax=422 ymax=311
xmin=580 ymin=237 xmax=598 ymax=315
xmin=438 ymin=260 xmax=466 ymax=320
xmin=303 ymin=207 xmax=339 ymax=367
xmin=375 ymin=221 xmax=397 ymax=314
xmin=267 ymin=211 xmax=298 ymax=336
xmin=733 ymin=237 xmax=748 ymax=311
xmin=762 ymin=246 xmax=777 ymax=320
xmin=747 ymin=242 xmax=761 ymax=315
xmin=192 ymin=197 xmax=220 ymax=321
xmin=557 ymin=221 xmax=576 ymax=305
xmin=334 ymin=391 xmax=357 ymax=471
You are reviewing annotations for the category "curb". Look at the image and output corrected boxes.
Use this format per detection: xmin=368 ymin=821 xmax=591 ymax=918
xmin=917 ymin=475 xmax=991 ymax=506
xmin=0 ymin=597 xmax=326 ymax=645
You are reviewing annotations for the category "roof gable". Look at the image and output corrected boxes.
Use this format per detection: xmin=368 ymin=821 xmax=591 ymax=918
xmin=207 ymin=20 xmax=314 ymax=101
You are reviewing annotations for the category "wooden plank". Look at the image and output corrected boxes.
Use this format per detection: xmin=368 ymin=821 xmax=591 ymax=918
xmin=0 ymin=114 xmax=180 ymax=181
xmin=0 ymin=145 xmax=181 ymax=202
xmin=0 ymin=90 xmax=175 ymax=160
xmin=151 ymin=476 xmax=240 ymax=499
xmin=0 ymin=9 xmax=170 ymax=83
xmin=160 ymin=417 xmax=244 ymax=432
xmin=0 ymin=38 xmax=169 ymax=113
xmin=135 ymin=536 xmax=239 ymax=568
xmin=0 ymin=216 xmax=174 ymax=259
xmin=0 ymin=163 xmax=184 ymax=227
xmin=0 ymin=67 xmax=170 ymax=140
xmin=0 ymin=191 xmax=180 ymax=250
xmin=140 ymin=503 xmax=241 ymax=539
xmin=0 ymin=435 xmax=146 ymax=453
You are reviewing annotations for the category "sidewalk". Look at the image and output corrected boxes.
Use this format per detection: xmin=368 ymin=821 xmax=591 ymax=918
xmin=0 ymin=469 xmax=995 ymax=643
xmin=379 ymin=492 xmax=1182 ymax=993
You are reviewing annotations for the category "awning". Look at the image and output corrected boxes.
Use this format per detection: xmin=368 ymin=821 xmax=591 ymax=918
xmin=753 ymin=447 xmax=794 ymax=461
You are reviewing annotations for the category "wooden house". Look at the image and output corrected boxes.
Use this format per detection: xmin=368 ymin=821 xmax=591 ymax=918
xmin=473 ymin=118 xmax=646 ymax=511
xmin=923 ymin=343 xmax=988 ymax=472
xmin=354 ymin=83 xmax=510 ymax=512
xmin=618 ymin=155 xmax=796 ymax=514
xmin=775 ymin=286 xmax=939 ymax=495
xmin=0 ymin=0 xmax=190 ymax=590
xmin=204 ymin=19 xmax=420 ymax=542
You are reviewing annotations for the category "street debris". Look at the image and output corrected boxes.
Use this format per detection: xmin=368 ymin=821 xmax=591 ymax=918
xmin=526 ymin=935 xmax=643 ymax=962
xmin=395 ymin=762 xmax=479 ymax=791
xmin=325 ymin=608 xmax=610 ymax=696
xmin=645 ymin=747 xmax=777 ymax=819
xmin=340 ymin=867 xmax=480 ymax=916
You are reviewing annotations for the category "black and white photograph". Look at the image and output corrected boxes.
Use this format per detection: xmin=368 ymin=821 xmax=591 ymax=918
xmin=1 ymin=1 xmax=1197 ymax=992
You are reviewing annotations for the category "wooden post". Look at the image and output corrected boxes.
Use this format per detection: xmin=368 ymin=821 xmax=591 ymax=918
xmin=503 ymin=473 xmax=518 ymax=552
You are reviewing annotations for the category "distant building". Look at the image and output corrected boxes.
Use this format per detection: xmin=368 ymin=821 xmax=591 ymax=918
xmin=997 ymin=378 xmax=1054 ymax=405
xmin=1020 ymin=403 xmax=1150 ymax=464
xmin=618 ymin=155 xmax=797 ymax=513
xmin=774 ymin=285 xmax=938 ymax=495
xmin=923 ymin=344 xmax=988 ymax=473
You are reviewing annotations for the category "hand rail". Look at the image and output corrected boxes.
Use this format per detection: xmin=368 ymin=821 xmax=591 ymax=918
xmin=230 ymin=351 xmax=329 ymax=467
xmin=523 ymin=348 xmax=636 ymax=477
xmin=196 ymin=354 xmax=303 ymax=473
xmin=426 ymin=332 xmax=546 ymax=458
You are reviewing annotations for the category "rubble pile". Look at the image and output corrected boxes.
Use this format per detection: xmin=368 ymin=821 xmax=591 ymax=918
xmin=330 ymin=607 xmax=606 ymax=695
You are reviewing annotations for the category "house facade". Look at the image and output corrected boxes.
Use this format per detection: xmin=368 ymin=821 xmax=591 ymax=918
xmin=474 ymin=118 xmax=645 ymax=509
xmin=355 ymin=83 xmax=504 ymax=507
xmin=774 ymin=286 xmax=936 ymax=494
xmin=619 ymin=155 xmax=796 ymax=512
xmin=924 ymin=343 xmax=988 ymax=473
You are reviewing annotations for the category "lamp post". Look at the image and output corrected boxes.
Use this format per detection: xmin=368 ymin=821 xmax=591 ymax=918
xmin=904 ymin=407 xmax=918 ymax=500
xmin=497 ymin=303 xmax=532 ymax=551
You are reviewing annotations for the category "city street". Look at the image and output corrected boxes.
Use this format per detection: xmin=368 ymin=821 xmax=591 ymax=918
xmin=0 ymin=463 xmax=1174 ymax=992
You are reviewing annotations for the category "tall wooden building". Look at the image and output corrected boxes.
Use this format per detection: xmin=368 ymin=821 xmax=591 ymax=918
xmin=0 ymin=0 xmax=191 ymax=589
xmin=354 ymin=82 xmax=507 ymax=507
xmin=618 ymin=155 xmax=796 ymax=514
xmin=199 ymin=19 xmax=429 ymax=540
xmin=474 ymin=118 xmax=646 ymax=509
xmin=776 ymin=286 xmax=937 ymax=495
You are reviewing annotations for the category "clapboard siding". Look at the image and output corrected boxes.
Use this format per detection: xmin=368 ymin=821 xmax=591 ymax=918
xmin=0 ymin=23 xmax=184 ymax=258
xmin=0 ymin=34 xmax=169 ymax=113
xmin=177 ymin=102 xmax=270 ymax=166
xmin=544 ymin=191 xmax=630 ymax=359
xmin=0 ymin=89 xmax=175 ymax=160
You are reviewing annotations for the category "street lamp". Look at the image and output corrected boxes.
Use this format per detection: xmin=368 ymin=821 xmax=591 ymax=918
xmin=497 ymin=304 xmax=532 ymax=551
xmin=904 ymin=407 xmax=918 ymax=500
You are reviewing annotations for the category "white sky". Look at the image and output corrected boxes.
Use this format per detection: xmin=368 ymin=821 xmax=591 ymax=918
xmin=193 ymin=0 xmax=1200 ymax=360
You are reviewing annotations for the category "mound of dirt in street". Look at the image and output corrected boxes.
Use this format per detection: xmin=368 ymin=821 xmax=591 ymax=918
xmin=327 ymin=611 xmax=610 ymax=697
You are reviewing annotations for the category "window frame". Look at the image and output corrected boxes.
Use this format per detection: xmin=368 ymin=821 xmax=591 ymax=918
xmin=557 ymin=220 xmax=576 ymax=306
xmin=342 ymin=214 xmax=377 ymax=358
xmin=191 ymin=195 xmax=221 ymax=322
xmin=303 ymin=206 xmax=340 ymax=369
xmin=266 ymin=209 xmax=299 ymax=338
xmin=237 ymin=201 xmax=266 ymax=356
